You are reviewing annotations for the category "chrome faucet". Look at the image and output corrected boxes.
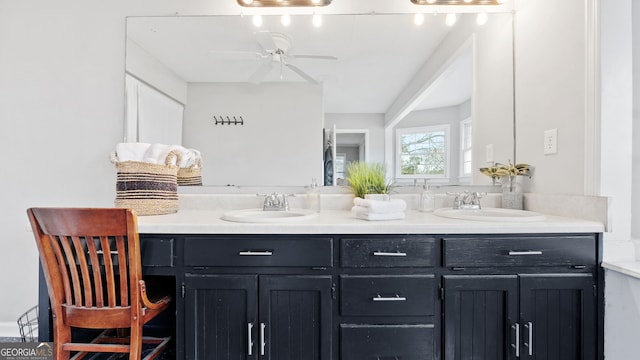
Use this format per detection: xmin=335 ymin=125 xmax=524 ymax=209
xmin=447 ymin=190 xmax=484 ymax=210
xmin=259 ymin=192 xmax=292 ymax=211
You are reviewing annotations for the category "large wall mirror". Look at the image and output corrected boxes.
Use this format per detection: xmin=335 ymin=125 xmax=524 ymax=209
xmin=125 ymin=12 xmax=513 ymax=187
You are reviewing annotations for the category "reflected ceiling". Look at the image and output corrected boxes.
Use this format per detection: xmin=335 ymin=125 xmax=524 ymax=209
xmin=126 ymin=14 xmax=471 ymax=113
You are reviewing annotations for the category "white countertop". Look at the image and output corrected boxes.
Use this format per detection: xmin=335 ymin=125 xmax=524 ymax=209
xmin=137 ymin=209 xmax=605 ymax=235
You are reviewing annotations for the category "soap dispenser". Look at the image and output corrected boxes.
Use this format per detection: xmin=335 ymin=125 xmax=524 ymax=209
xmin=306 ymin=178 xmax=321 ymax=212
xmin=419 ymin=179 xmax=435 ymax=212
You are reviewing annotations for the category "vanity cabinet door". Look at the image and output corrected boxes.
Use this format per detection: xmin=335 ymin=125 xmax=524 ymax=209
xmin=184 ymin=274 xmax=258 ymax=360
xmin=519 ymin=274 xmax=597 ymax=360
xmin=443 ymin=275 xmax=519 ymax=360
xmin=259 ymin=275 xmax=333 ymax=360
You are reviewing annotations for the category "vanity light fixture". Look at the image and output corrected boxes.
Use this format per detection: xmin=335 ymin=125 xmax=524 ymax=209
xmin=411 ymin=0 xmax=502 ymax=5
xmin=237 ymin=0 xmax=331 ymax=7
xmin=312 ymin=13 xmax=323 ymax=27
xmin=476 ymin=12 xmax=488 ymax=25
xmin=281 ymin=14 xmax=291 ymax=26
xmin=252 ymin=14 xmax=263 ymax=27
xmin=445 ymin=13 xmax=457 ymax=26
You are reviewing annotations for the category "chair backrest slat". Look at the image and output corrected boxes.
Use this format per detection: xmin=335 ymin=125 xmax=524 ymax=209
xmin=49 ymin=235 xmax=74 ymax=305
xmin=71 ymin=236 xmax=94 ymax=307
xmin=116 ymin=235 xmax=129 ymax=307
xmin=100 ymin=236 xmax=117 ymax=307
xmin=58 ymin=236 xmax=84 ymax=306
xmin=84 ymin=237 xmax=103 ymax=307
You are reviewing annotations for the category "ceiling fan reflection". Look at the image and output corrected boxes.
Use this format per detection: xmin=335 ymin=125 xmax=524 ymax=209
xmin=227 ymin=31 xmax=338 ymax=84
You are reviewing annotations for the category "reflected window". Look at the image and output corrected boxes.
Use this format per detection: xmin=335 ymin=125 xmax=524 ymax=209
xmin=396 ymin=125 xmax=450 ymax=179
xmin=460 ymin=118 xmax=472 ymax=178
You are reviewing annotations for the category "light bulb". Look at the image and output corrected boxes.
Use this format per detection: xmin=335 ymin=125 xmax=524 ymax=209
xmin=252 ymin=15 xmax=263 ymax=27
xmin=464 ymin=0 xmax=473 ymax=3
xmin=427 ymin=0 xmax=437 ymax=3
xmin=476 ymin=12 xmax=488 ymax=26
xmin=281 ymin=14 xmax=291 ymax=26
xmin=312 ymin=13 xmax=322 ymax=27
xmin=311 ymin=0 xmax=322 ymax=4
xmin=445 ymin=13 xmax=457 ymax=26
xmin=242 ymin=0 xmax=254 ymax=4
xmin=414 ymin=13 xmax=425 ymax=26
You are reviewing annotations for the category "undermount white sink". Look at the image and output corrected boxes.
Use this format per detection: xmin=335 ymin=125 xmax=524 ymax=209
xmin=433 ymin=207 xmax=546 ymax=222
xmin=221 ymin=208 xmax=319 ymax=223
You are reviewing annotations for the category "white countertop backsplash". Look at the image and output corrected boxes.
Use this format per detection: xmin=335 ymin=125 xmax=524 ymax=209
xmin=135 ymin=192 xmax=606 ymax=235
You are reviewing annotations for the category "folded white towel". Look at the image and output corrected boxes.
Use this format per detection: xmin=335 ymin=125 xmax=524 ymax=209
xmin=115 ymin=142 xmax=150 ymax=162
xmin=353 ymin=198 xmax=407 ymax=213
xmin=354 ymin=211 xmax=406 ymax=221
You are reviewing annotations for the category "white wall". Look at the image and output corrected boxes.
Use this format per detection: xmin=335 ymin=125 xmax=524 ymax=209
xmin=183 ymin=82 xmax=323 ymax=186
xmin=514 ymin=0 xmax=588 ymax=195
xmin=632 ymin=0 xmax=640 ymax=244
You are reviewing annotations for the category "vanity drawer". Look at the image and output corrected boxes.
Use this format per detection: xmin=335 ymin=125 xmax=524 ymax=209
xmin=341 ymin=324 xmax=435 ymax=360
xmin=340 ymin=275 xmax=435 ymax=316
xmin=140 ymin=237 xmax=174 ymax=267
xmin=184 ymin=236 xmax=333 ymax=267
xmin=443 ymin=235 xmax=596 ymax=268
xmin=341 ymin=237 xmax=436 ymax=267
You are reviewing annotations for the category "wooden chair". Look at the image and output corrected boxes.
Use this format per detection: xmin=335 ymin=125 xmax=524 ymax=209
xmin=27 ymin=208 xmax=171 ymax=360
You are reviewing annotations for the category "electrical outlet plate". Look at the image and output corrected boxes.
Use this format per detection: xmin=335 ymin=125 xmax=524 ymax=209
xmin=544 ymin=128 xmax=558 ymax=155
xmin=485 ymin=144 xmax=494 ymax=163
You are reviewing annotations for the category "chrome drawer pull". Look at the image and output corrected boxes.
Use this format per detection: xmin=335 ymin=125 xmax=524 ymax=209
xmin=260 ymin=323 xmax=266 ymax=356
xmin=524 ymin=321 xmax=533 ymax=356
xmin=247 ymin=323 xmax=254 ymax=356
xmin=239 ymin=251 xmax=273 ymax=256
xmin=94 ymin=250 xmax=118 ymax=255
xmin=512 ymin=323 xmax=520 ymax=357
xmin=373 ymin=251 xmax=407 ymax=257
xmin=372 ymin=294 xmax=407 ymax=302
xmin=508 ymin=250 xmax=543 ymax=256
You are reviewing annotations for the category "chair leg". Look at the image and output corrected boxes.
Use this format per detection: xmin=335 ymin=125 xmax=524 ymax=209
xmin=129 ymin=325 xmax=143 ymax=360
xmin=53 ymin=321 xmax=72 ymax=360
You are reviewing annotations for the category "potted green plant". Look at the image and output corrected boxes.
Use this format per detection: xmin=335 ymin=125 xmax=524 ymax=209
xmin=345 ymin=162 xmax=393 ymax=199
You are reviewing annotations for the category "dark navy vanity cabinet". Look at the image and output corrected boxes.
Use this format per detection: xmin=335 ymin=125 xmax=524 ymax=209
xmin=38 ymin=232 xmax=604 ymax=360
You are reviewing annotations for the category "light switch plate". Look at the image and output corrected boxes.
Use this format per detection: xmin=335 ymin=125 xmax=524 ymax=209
xmin=544 ymin=128 xmax=558 ymax=155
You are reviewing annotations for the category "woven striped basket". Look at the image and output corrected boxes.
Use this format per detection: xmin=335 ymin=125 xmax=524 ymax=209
xmin=112 ymin=151 xmax=181 ymax=216
xmin=178 ymin=158 xmax=203 ymax=186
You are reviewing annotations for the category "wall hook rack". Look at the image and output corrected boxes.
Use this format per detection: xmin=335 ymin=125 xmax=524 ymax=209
xmin=213 ymin=115 xmax=244 ymax=126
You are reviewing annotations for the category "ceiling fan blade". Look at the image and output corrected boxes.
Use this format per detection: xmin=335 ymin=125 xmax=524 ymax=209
xmin=249 ymin=62 xmax=273 ymax=84
xmin=289 ymin=54 xmax=338 ymax=61
xmin=255 ymin=31 xmax=277 ymax=53
xmin=285 ymin=63 xmax=319 ymax=84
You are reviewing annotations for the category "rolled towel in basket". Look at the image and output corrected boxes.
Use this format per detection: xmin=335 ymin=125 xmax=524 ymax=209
xmin=353 ymin=198 xmax=407 ymax=213
xmin=115 ymin=142 xmax=150 ymax=162
xmin=143 ymin=144 xmax=184 ymax=166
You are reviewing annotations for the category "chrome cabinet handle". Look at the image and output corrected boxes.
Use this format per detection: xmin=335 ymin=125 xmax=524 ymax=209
xmin=372 ymin=294 xmax=407 ymax=302
xmin=524 ymin=321 xmax=533 ymax=356
xmin=508 ymin=251 xmax=543 ymax=256
xmin=373 ymin=251 xmax=407 ymax=257
xmin=260 ymin=323 xmax=266 ymax=356
xmin=239 ymin=251 xmax=273 ymax=256
xmin=512 ymin=323 xmax=520 ymax=357
xmin=247 ymin=323 xmax=254 ymax=356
